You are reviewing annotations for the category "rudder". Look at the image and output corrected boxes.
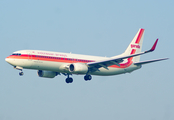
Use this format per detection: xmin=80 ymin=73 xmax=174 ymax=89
xmin=122 ymin=28 xmax=145 ymax=62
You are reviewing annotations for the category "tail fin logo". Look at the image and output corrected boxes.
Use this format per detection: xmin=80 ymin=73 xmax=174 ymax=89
xmin=131 ymin=44 xmax=140 ymax=49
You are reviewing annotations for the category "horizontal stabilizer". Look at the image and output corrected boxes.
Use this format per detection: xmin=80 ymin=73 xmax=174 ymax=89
xmin=134 ymin=58 xmax=168 ymax=65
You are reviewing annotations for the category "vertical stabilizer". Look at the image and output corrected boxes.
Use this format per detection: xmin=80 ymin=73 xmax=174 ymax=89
xmin=122 ymin=28 xmax=145 ymax=62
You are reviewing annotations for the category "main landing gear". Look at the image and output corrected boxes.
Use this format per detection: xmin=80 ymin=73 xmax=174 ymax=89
xmin=64 ymin=74 xmax=92 ymax=83
xmin=84 ymin=74 xmax=92 ymax=81
xmin=65 ymin=74 xmax=73 ymax=83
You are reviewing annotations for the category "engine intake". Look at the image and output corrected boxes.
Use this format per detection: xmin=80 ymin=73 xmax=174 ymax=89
xmin=69 ymin=63 xmax=88 ymax=74
xmin=37 ymin=70 xmax=58 ymax=78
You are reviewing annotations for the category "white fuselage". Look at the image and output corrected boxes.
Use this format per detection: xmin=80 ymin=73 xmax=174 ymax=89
xmin=5 ymin=50 xmax=141 ymax=76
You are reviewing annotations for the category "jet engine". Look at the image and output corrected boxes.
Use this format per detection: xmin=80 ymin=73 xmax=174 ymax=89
xmin=37 ymin=70 xmax=58 ymax=78
xmin=69 ymin=63 xmax=88 ymax=74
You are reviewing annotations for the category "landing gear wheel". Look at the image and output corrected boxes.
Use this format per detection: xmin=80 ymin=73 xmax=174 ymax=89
xmin=19 ymin=71 xmax=24 ymax=76
xmin=88 ymin=75 xmax=92 ymax=80
xmin=65 ymin=77 xmax=73 ymax=83
xmin=84 ymin=75 xmax=92 ymax=81
xmin=69 ymin=78 xmax=73 ymax=83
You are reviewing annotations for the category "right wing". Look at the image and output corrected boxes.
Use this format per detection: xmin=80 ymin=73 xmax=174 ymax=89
xmin=134 ymin=58 xmax=169 ymax=65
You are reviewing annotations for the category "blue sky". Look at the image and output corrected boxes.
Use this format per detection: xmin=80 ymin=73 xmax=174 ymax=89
xmin=0 ymin=0 xmax=173 ymax=120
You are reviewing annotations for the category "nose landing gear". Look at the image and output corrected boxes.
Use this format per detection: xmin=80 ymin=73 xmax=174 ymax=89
xmin=19 ymin=71 xmax=24 ymax=76
xmin=14 ymin=66 xmax=24 ymax=76
xmin=65 ymin=74 xmax=73 ymax=83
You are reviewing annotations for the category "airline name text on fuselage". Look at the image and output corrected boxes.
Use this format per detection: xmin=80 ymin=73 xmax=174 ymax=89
xmin=37 ymin=51 xmax=67 ymax=57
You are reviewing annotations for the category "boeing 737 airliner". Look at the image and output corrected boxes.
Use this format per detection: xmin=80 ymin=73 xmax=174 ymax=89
xmin=5 ymin=29 xmax=168 ymax=83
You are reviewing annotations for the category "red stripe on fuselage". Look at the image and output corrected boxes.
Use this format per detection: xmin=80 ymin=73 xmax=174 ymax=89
xmin=7 ymin=54 xmax=94 ymax=64
xmin=110 ymin=49 xmax=136 ymax=68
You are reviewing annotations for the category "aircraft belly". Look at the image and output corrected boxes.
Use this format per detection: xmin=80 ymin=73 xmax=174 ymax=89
xmin=91 ymin=67 xmax=126 ymax=76
xmin=91 ymin=65 xmax=141 ymax=76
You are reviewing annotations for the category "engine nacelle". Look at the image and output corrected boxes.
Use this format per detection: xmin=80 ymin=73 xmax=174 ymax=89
xmin=37 ymin=70 xmax=58 ymax=78
xmin=69 ymin=63 xmax=88 ymax=74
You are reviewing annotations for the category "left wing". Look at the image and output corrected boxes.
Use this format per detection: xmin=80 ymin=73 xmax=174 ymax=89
xmin=87 ymin=39 xmax=159 ymax=70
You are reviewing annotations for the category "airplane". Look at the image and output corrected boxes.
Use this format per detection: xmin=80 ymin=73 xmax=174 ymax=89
xmin=5 ymin=28 xmax=168 ymax=83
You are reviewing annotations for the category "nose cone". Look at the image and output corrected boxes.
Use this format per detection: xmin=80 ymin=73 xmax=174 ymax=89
xmin=5 ymin=57 xmax=9 ymax=63
xmin=5 ymin=57 xmax=13 ymax=65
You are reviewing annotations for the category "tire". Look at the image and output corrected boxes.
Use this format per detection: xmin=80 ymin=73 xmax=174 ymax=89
xmin=19 ymin=72 xmax=24 ymax=76
xmin=65 ymin=78 xmax=73 ymax=83
xmin=84 ymin=75 xmax=92 ymax=81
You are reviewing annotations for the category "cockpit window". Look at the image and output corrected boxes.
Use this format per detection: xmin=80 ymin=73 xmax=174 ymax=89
xmin=12 ymin=53 xmax=21 ymax=56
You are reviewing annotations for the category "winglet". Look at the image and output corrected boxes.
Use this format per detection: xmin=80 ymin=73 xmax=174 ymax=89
xmin=145 ymin=39 xmax=158 ymax=53
xmin=150 ymin=39 xmax=158 ymax=51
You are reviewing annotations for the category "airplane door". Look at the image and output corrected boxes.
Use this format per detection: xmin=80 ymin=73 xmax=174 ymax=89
xmin=28 ymin=52 xmax=32 ymax=60
xmin=27 ymin=51 xmax=33 ymax=67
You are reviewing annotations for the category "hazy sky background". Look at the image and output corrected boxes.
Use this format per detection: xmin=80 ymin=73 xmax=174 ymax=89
xmin=0 ymin=0 xmax=173 ymax=120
